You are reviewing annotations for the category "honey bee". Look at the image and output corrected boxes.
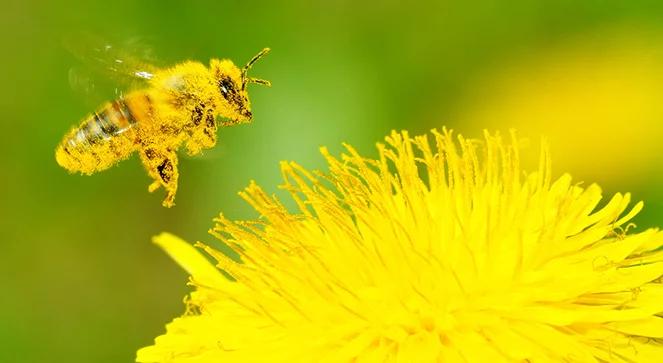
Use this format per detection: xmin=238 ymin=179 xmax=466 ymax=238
xmin=56 ymin=47 xmax=271 ymax=207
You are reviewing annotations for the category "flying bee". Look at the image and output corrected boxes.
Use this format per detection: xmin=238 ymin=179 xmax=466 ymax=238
xmin=56 ymin=47 xmax=271 ymax=207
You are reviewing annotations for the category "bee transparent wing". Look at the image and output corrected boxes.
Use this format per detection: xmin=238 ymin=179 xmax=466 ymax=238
xmin=67 ymin=66 xmax=111 ymax=108
xmin=63 ymin=32 xmax=161 ymax=94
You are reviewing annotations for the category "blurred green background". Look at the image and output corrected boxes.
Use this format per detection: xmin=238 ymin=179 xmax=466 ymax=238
xmin=3 ymin=1 xmax=663 ymax=361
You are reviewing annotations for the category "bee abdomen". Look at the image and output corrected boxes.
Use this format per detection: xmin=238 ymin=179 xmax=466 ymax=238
xmin=56 ymin=99 xmax=141 ymax=174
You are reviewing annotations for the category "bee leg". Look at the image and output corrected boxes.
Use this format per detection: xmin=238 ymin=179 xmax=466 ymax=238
xmin=218 ymin=118 xmax=242 ymax=127
xmin=186 ymin=108 xmax=217 ymax=155
xmin=148 ymin=180 xmax=161 ymax=192
xmin=140 ymin=147 xmax=179 ymax=208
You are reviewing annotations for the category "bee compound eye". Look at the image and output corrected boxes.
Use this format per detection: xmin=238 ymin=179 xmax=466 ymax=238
xmin=218 ymin=78 xmax=234 ymax=98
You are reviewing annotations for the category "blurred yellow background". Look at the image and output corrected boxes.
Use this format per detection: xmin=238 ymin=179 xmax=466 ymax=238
xmin=2 ymin=1 xmax=663 ymax=361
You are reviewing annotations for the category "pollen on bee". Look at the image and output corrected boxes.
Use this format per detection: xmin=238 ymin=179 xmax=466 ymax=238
xmin=57 ymin=48 xmax=271 ymax=207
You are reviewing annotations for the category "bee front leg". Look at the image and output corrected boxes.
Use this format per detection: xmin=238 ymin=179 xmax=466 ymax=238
xmin=139 ymin=146 xmax=179 ymax=208
xmin=186 ymin=107 xmax=217 ymax=156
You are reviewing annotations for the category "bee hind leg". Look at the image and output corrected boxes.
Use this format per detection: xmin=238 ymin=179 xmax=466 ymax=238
xmin=140 ymin=147 xmax=179 ymax=207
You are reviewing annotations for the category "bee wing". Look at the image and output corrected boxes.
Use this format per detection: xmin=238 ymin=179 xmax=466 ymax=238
xmin=67 ymin=66 xmax=111 ymax=108
xmin=63 ymin=32 xmax=161 ymax=93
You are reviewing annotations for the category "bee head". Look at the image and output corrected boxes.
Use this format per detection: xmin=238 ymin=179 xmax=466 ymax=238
xmin=210 ymin=48 xmax=271 ymax=123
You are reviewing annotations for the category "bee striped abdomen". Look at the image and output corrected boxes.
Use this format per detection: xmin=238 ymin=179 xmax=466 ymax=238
xmin=56 ymin=96 xmax=147 ymax=174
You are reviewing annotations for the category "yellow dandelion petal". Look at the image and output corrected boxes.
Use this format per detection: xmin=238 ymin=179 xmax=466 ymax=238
xmin=137 ymin=130 xmax=663 ymax=362
xmin=152 ymin=233 xmax=228 ymax=289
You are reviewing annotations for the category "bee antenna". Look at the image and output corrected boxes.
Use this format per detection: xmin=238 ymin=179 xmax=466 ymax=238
xmin=248 ymin=77 xmax=272 ymax=87
xmin=242 ymin=48 xmax=270 ymax=90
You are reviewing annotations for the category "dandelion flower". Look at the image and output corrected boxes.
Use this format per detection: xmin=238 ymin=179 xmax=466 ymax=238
xmin=137 ymin=130 xmax=663 ymax=362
